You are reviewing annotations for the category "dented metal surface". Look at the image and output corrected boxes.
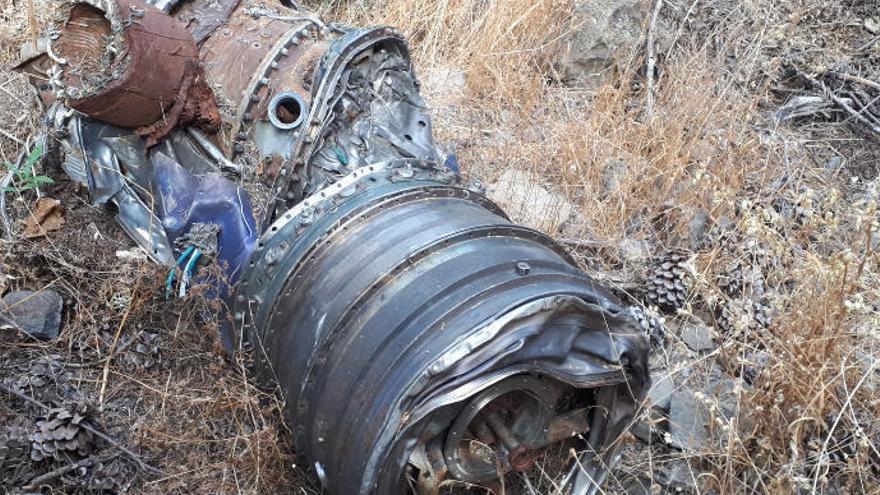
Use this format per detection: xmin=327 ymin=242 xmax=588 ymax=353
xmin=26 ymin=2 xmax=649 ymax=494
xmin=52 ymin=0 xmax=220 ymax=143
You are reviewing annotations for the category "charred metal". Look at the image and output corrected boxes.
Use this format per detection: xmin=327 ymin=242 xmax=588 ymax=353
xmin=19 ymin=1 xmax=650 ymax=493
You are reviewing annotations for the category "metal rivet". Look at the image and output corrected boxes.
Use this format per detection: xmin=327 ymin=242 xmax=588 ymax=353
xmin=515 ymin=261 xmax=530 ymax=275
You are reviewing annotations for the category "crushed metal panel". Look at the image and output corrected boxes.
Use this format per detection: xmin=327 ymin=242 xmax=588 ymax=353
xmin=52 ymin=0 xmax=220 ymax=143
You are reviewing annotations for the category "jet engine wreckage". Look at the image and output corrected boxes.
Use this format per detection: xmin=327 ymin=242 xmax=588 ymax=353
xmin=16 ymin=0 xmax=650 ymax=493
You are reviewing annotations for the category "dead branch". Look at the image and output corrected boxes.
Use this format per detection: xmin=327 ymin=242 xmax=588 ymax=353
xmin=826 ymin=70 xmax=880 ymax=92
xmin=0 ymin=382 xmax=164 ymax=476
xmin=645 ymin=0 xmax=665 ymax=122
xmin=23 ymin=452 xmax=115 ymax=489
xmin=801 ymin=72 xmax=880 ymax=134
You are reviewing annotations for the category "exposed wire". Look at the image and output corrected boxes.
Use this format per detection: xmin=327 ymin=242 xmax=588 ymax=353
xmin=165 ymin=245 xmax=195 ymax=299
xmin=178 ymin=248 xmax=203 ymax=298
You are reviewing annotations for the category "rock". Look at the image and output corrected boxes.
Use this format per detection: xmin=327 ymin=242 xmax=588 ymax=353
xmin=654 ymin=457 xmax=699 ymax=492
xmin=667 ymin=388 xmax=707 ymax=451
xmin=648 ymin=370 xmax=675 ymax=411
xmin=688 ymin=209 xmax=711 ymax=249
xmin=602 ymin=158 xmax=627 ymax=194
xmin=680 ymin=321 xmax=715 ymax=354
xmin=486 ymin=168 xmax=575 ymax=233
xmin=560 ymin=0 xmax=657 ymax=86
xmin=0 ymin=290 xmax=64 ymax=340
xmin=421 ymin=67 xmax=467 ymax=108
xmin=632 ymin=370 xmax=674 ymax=445
xmin=630 ymin=407 xmax=667 ymax=444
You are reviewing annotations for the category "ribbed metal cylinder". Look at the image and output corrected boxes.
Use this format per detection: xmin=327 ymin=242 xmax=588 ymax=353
xmin=235 ymin=161 xmax=648 ymax=494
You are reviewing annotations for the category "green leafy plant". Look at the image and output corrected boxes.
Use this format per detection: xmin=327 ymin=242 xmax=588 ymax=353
xmin=3 ymin=144 xmax=53 ymax=193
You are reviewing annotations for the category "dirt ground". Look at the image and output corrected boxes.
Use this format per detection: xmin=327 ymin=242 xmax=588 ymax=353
xmin=2 ymin=0 xmax=879 ymax=494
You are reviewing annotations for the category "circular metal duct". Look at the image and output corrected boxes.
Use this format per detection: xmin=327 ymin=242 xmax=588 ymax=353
xmin=235 ymin=160 xmax=649 ymax=494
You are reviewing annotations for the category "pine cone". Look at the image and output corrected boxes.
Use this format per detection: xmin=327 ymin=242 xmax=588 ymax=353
xmin=718 ymin=261 xmax=744 ymax=297
xmin=716 ymin=296 xmax=772 ymax=337
xmin=645 ymin=251 xmax=692 ymax=311
xmin=2 ymin=355 xmax=78 ymax=405
xmin=627 ymin=305 xmax=667 ymax=348
xmin=84 ymin=457 xmax=132 ymax=491
xmin=30 ymin=406 xmax=95 ymax=462
xmin=0 ymin=418 xmax=32 ymax=468
xmin=126 ymin=331 xmax=161 ymax=370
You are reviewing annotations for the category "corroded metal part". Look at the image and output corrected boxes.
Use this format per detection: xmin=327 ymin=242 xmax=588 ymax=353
xmin=199 ymin=6 xmax=330 ymax=159
xmin=53 ymin=0 xmax=220 ymax=142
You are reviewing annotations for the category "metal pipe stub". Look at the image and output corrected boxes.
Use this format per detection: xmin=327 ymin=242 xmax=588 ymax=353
xmin=268 ymin=92 xmax=308 ymax=130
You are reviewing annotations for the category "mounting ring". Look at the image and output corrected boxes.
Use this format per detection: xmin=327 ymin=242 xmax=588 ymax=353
xmin=268 ymin=91 xmax=308 ymax=130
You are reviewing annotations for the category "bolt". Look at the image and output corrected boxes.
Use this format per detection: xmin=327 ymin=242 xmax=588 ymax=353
xmin=515 ymin=261 xmax=530 ymax=275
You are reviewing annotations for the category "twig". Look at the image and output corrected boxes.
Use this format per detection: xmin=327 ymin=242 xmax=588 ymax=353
xmin=801 ymin=72 xmax=880 ymax=134
xmin=98 ymin=277 xmax=141 ymax=407
xmin=857 ymin=33 xmax=880 ymax=52
xmin=827 ymin=71 xmax=880 ymax=92
xmin=0 ymin=141 xmax=31 ymax=240
xmin=557 ymin=238 xmax=612 ymax=249
xmin=0 ymin=382 xmax=164 ymax=476
xmin=23 ymin=452 xmax=115 ymax=489
xmin=645 ymin=0 xmax=664 ymax=122
xmin=664 ymin=0 xmax=699 ymax=59
xmin=26 ymin=0 xmax=39 ymax=53
xmin=0 ymin=127 xmax=24 ymax=145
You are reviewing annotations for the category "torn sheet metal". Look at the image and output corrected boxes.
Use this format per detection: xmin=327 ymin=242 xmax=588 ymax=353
xmin=52 ymin=0 xmax=220 ymax=144
xmin=58 ymin=111 xmax=255 ymax=279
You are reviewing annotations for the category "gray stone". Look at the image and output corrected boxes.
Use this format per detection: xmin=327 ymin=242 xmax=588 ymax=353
xmin=680 ymin=322 xmax=716 ymax=354
xmin=560 ymin=0 xmax=661 ymax=86
xmin=688 ymin=209 xmax=711 ymax=248
xmin=486 ymin=168 xmax=575 ymax=233
xmin=667 ymin=388 xmax=707 ymax=451
xmin=421 ymin=67 xmax=467 ymax=108
xmin=647 ymin=370 xmax=675 ymax=411
xmin=655 ymin=457 xmax=699 ymax=492
xmin=0 ymin=290 xmax=64 ymax=340
xmin=630 ymin=407 xmax=667 ymax=444
xmin=602 ymin=158 xmax=627 ymax=194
